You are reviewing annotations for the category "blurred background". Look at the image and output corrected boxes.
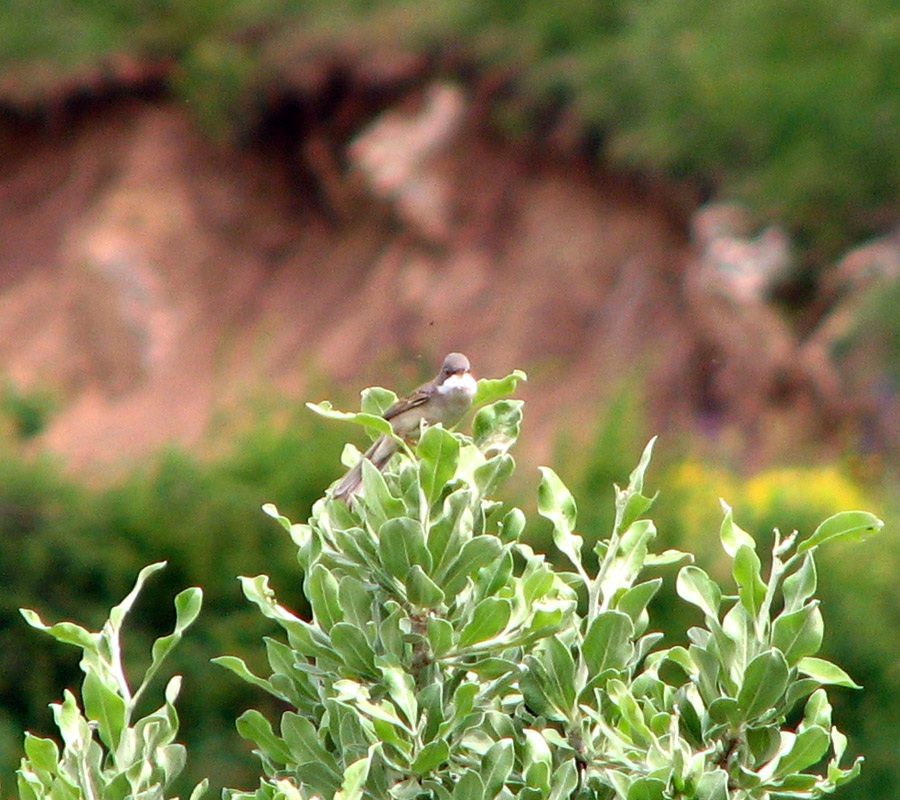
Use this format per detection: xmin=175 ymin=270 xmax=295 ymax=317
xmin=0 ymin=1 xmax=897 ymax=798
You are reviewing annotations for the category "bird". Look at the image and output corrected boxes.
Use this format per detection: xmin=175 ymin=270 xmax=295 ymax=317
xmin=332 ymin=352 xmax=477 ymax=501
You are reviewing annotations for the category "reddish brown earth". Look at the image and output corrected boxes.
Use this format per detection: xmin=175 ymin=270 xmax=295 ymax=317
xmin=0 ymin=77 xmax=869 ymax=476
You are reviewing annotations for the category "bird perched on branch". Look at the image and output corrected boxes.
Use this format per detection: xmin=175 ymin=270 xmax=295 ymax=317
xmin=333 ymin=352 xmax=477 ymax=501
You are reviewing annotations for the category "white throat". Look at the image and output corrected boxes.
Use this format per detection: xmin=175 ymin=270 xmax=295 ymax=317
xmin=438 ymin=372 xmax=477 ymax=399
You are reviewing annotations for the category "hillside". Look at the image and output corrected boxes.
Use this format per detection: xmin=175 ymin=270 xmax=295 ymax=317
xmin=4 ymin=64 xmax=888 ymax=474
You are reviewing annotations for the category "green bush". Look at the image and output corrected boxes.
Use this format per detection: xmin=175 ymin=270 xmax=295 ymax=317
xmin=213 ymin=379 xmax=880 ymax=800
xmin=0 ymin=404 xmax=347 ymax=796
xmin=17 ymin=563 xmax=206 ymax=800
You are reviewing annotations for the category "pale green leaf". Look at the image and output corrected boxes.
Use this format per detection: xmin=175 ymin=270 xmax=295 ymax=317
xmin=772 ymin=603 xmax=824 ymax=664
xmin=235 ymin=709 xmax=292 ymax=764
xmin=775 ymin=726 xmax=831 ymax=776
xmin=19 ymin=610 xmax=97 ymax=651
xmin=676 ymin=566 xmax=721 ymax=619
xmin=583 ymin=611 xmax=634 ymax=674
xmin=472 ymin=400 xmax=523 ymax=456
xmin=537 ymin=467 xmax=581 ymax=568
xmin=406 ymin=565 xmax=445 ymax=608
xmin=262 ymin=502 xmax=293 ymax=532
xmin=417 ymin=426 xmax=460 ymax=506
xmin=82 ymin=671 xmax=126 ymax=751
xmin=796 ymin=657 xmax=861 ymax=688
xmin=737 ymin=649 xmax=789 ymax=720
xmin=798 ymin=511 xmax=883 ymax=553
xmin=379 ymin=517 xmax=431 ymax=579
xmin=458 ymin=598 xmax=511 ymax=648
xmin=480 ymin=739 xmax=514 ymax=796
xmin=336 ymin=753 xmax=371 ymax=800
xmin=782 ymin=553 xmax=818 ymax=613
xmin=427 ymin=617 xmax=454 ymax=658
xmin=22 ymin=734 xmax=59 ymax=773
xmin=212 ymin=656 xmax=284 ymax=700
xmin=719 ymin=500 xmax=756 ymax=556
xmin=472 ymin=370 xmax=527 ymax=407
xmin=307 ymin=565 xmax=342 ymax=632
xmin=305 ymin=401 xmax=394 ymax=438
xmin=452 ymin=769 xmax=485 ymax=800
xmin=331 ymin=623 xmax=377 ymax=677
xmin=733 ymin=545 xmax=767 ymax=618
xmin=411 ymin=740 xmax=450 ymax=776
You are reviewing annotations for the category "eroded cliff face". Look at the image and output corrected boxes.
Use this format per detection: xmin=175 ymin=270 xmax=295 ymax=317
xmin=0 ymin=74 xmax=887 ymax=472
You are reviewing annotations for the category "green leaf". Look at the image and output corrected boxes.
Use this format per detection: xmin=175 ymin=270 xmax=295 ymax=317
xmin=774 ymin=726 xmax=831 ymax=776
xmin=136 ymin=586 xmax=202 ymax=707
xmin=676 ymin=566 xmax=721 ymax=619
xmin=537 ymin=467 xmax=581 ymax=569
xmin=736 ymin=649 xmax=789 ymax=720
xmin=458 ymin=597 xmax=511 ymax=648
xmin=616 ymin=579 xmax=662 ymax=625
xmin=109 ymin=561 xmax=168 ymax=631
xmin=782 ymin=553 xmax=818 ymax=613
xmin=707 ymin=696 xmax=741 ymax=727
xmin=380 ymin=663 xmax=417 ymax=727
xmin=305 ymin=400 xmax=394 ymax=438
xmin=480 ymin=739 xmax=514 ymax=796
xmin=361 ymin=459 xmax=406 ymax=523
xmin=772 ymin=603 xmax=824 ymax=664
xmin=719 ymin=501 xmax=756 ymax=557
xmin=212 ymin=656 xmax=284 ymax=699
xmin=417 ymin=426 xmax=460 ymax=506
xmin=797 ymin=510 xmax=883 ymax=553
xmin=235 ymin=709 xmax=292 ymax=765
xmin=473 ymin=454 xmax=515 ymax=497
xmin=472 ymin=400 xmax=523 ymax=456
xmin=427 ymin=617 xmax=454 ymax=658
xmin=378 ymin=517 xmax=431 ymax=579
xmin=498 ymin=507 xmax=526 ymax=543
xmin=360 ymin=386 xmax=399 ymax=416
xmin=188 ymin=780 xmax=209 ymax=800
xmin=548 ymin=760 xmax=579 ymax=800
xmin=22 ymin=734 xmax=59 ymax=773
xmin=19 ymin=610 xmax=97 ymax=651
xmin=733 ymin=545 xmax=767 ymax=618
xmin=439 ymin=536 xmax=503 ymax=597
xmin=627 ymin=437 xmax=656 ymax=496
xmin=406 ymin=565 xmax=445 ymax=608
xmin=452 ymin=769 xmax=485 ymax=800
xmin=331 ymin=623 xmax=378 ymax=677
xmin=336 ymin=753 xmax=371 ymax=800
xmin=472 ymin=370 xmax=527 ymax=407
xmin=544 ymin=636 xmax=577 ymax=713
xmin=307 ymin=565 xmax=342 ymax=632
xmin=583 ymin=611 xmax=635 ymax=674
xmin=262 ymin=502 xmax=293 ymax=532
xmin=695 ymin=769 xmax=728 ymax=800
xmin=281 ymin=713 xmax=341 ymax=779
xmin=411 ymin=740 xmax=450 ymax=775
xmin=82 ymin=670 xmax=126 ymax=751
xmin=796 ymin=657 xmax=861 ymax=688
xmin=627 ymin=777 xmax=666 ymax=800
xmin=802 ymin=689 xmax=832 ymax=729
xmin=339 ymin=575 xmax=374 ymax=629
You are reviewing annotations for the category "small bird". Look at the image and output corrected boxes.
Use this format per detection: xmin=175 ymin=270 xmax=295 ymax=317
xmin=333 ymin=352 xmax=477 ymax=501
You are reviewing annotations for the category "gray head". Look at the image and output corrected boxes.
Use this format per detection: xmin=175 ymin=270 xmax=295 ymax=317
xmin=439 ymin=352 xmax=471 ymax=380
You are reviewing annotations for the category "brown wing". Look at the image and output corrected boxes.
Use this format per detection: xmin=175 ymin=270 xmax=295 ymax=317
xmin=383 ymin=385 xmax=433 ymax=421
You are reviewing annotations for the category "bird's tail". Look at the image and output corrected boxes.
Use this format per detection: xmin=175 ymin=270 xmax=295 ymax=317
xmin=332 ymin=434 xmax=398 ymax=501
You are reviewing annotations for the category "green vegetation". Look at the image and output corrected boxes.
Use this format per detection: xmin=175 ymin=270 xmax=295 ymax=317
xmin=0 ymin=390 xmax=897 ymax=798
xmin=2 ymin=1 xmax=898 ymax=256
xmin=18 ymin=563 xmax=206 ymax=800
xmin=13 ymin=388 xmax=885 ymax=800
